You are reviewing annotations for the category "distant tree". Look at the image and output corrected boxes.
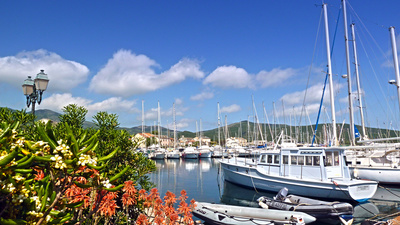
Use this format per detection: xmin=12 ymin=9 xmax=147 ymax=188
xmin=58 ymin=104 xmax=88 ymax=132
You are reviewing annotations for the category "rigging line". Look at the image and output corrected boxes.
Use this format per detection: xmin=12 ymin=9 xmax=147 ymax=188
xmin=356 ymin=27 xmax=395 ymax=124
xmin=299 ymin=6 xmax=323 ymax=130
xmin=346 ymin=1 xmax=391 ymax=64
xmin=312 ymin=5 xmax=342 ymax=146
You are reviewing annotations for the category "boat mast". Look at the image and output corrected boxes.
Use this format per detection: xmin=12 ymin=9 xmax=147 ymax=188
xmin=218 ymin=102 xmax=221 ymax=147
xmin=351 ymin=23 xmax=367 ymax=140
xmin=323 ymin=3 xmax=338 ymax=146
xmin=389 ymin=27 xmax=400 ymax=122
xmin=342 ymin=0 xmax=356 ymax=146
xmin=142 ymin=100 xmax=145 ymax=134
xmin=173 ymin=102 xmax=176 ymax=149
xmin=157 ymin=101 xmax=161 ymax=148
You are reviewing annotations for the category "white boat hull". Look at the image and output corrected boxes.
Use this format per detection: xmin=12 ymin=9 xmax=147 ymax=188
xmin=199 ymin=151 xmax=212 ymax=158
xmin=150 ymin=153 xmax=166 ymax=159
xmin=166 ymin=153 xmax=180 ymax=159
xmin=182 ymin=153 xmax=199 ymax=159
xmin=351 ymin=166 xmax=400 ymax=184
xmin=221 ymin=160 xmax=377 ymax=202
xmin=193 ymin=202 xmax=315 ymax=225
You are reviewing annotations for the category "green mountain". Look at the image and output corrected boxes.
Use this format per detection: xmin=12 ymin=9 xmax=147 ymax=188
xmin=30 ymin=109 xmax=400 ymax=143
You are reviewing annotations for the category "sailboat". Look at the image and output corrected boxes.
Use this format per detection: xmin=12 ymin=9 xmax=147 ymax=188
xmin=219 ymin=3 xmax=377 ymax=203
xmin=198 ymin=119 xmax=212 ymax=158
xmin=344 ymin=26 xmax=400 ymax=183
xmin=149 ymin=101 xmax=166 ymax=160
xmin=166 ymin=102 xmax=181 ymax=159
xmin=335 ymin=0 xmax=400 ymax=184
xmin=211 ymin=102 xmax=228 ymax=158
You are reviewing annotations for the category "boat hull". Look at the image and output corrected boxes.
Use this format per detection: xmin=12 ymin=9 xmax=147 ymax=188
xmin=259 ymin=195 xmax=353 ymax=219
xmin=193 ymin=201 xmax=315 ymax=225
xmin=199 ymin=151 xmax=212 ymax=158
xmin=150 ymin=153 xmax=166 ymax=159
xmin=350 ymin=166 xmax=400 ymax=184
xmin=182 ymin=153 xmax=199 ymax=159
xmin=220 ymin=160 xmax=377 ymax=202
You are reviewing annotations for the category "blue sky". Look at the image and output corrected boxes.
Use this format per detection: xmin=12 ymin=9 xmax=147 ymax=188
xmin=1 ymin=0 xmax=400 ymax=133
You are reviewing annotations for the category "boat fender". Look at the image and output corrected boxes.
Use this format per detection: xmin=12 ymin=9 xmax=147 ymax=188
xmin=259 ymin=201 xmax=269 ymax=209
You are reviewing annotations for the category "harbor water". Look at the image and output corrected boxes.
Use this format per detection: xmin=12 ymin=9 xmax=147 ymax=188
xmin=149 ymin=158 xmax=400 ymax=224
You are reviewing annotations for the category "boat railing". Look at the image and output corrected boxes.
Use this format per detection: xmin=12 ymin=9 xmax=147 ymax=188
xmin=280 ymin=163 xmax=325 ymax=181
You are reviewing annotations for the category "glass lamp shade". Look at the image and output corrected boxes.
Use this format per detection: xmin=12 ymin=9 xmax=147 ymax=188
xmin=22 ymin=76 xmax=34 ymax=96
xmin=34 ymin=70 xmax=49 ymax=91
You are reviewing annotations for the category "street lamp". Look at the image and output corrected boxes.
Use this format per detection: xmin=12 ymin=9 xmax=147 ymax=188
xmin=22 ymin=70 xmax=49 ymax=116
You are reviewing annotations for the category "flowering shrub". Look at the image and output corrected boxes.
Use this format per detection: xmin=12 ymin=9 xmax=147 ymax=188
xmin=0 ymin=121 xmax=195 ymax=225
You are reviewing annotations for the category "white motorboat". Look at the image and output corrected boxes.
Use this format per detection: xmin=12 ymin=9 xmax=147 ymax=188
xmin=181 ymin=146 xmax=199 ymax=159
xmin=166 ymin=149 xmax=180 ymax=159
xmin=149 ymin=148 xmax=166 ymax=160
xmin=198 ymin=146 xmax=212 ymax=158
xmin=346 ymin=144 xmax=400 ymax=184
xmin=192 ymin=201 xmax=316 ymax=225
xmin=220 ymin=147 xmax=378 ymax=202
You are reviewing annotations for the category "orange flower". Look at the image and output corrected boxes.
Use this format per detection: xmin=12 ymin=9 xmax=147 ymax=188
xmin=138 ymin=189 xmax=147 ymax=201
xmin=122 ymin=193 xmax=136 ymax=207
xmin=123 ymin=180 xmax=137 ymax=196
xmin=154 ymin=215 xmax=165 ymax=225
xmin=98 ymin=192 xmax=119 ymax=217
xmin=164 ymin=191 xmax=176 ymax=207
xmin=34 ymin=169 xmax=44 ymax=181
xmin=136 ymin=213 xmax=150 ymax=225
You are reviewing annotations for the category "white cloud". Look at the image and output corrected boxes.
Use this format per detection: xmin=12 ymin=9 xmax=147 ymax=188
xmin=87 ymin=97 xmax=137 ymax=112
xmin=175 ymin=118 xmax=192 ymax=130
xmin=203 ymin=65 xmax=254 ymax=89
xmin=89 ymin=49 xmax=204 ymax=97
xmin=141 ymin=99 xmax=188 ymax=124
xmin=280 ymin=82 xmax=345 ymax=106
xmin=220 ymin=104 xmax=241 ymax=113
xmin=40 ymin=93 xmax=137 ymax=118
xmin=190 ymin=91 xmax=214 ymax=101
xmin=256 ymin=68 xmax=297 ymax=88
xmin=0 ymin=49 xmax=89 ymax=92
xmin=40 ymin=93 xmax=92 ymax=112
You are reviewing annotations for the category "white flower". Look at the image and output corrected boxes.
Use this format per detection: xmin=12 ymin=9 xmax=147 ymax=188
xmin=102 ymin=179 xmax=112 ymax=188
xmin=51 ymin=154 xmax=62 ymax=162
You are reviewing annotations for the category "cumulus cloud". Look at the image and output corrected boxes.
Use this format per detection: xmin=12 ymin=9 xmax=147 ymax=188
xmin=40 ymin=93 xmax=137 ymax=118
xmin=89 ymin=50 xmax=204 ymax=97
xmin=220 ymin=104 xmax=241 ymax=113
xmin=280 ymin=82 xmax=345 ymax=106
xmin=190 ymin=90 xmax=214 ymax=101
xmin=203 ymin=66 xmax=300 ymax=90
xmin=203 ymin=65 xmax=254 ymax=89
xmin=256 ymin=68 xmax=298 ymax=88
xmin=141 ymin=99 xmax=188 ymax=123
xmin=0 ymin=49 xmax=89 ymax=92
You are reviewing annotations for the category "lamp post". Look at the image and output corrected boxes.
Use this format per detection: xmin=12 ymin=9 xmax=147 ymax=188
xmin=22 ymin=70 xmax=49 ymax=116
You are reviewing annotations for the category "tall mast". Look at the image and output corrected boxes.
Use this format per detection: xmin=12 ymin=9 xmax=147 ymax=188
xmin=323 ymin=3 xmax=338 ymax=146
xmin=273 ymin=101 xmax=277 ymax=140
xmin=142 ymin=100 xmax=144 ymax=134
xmin=200 ymin=119 xmax=202 ymax=147
xmin=389 ymin=27 xmax=400 ymax=121
xmin=342 ymin=0 xmax=355 ymax=146
xmin=173 ymin=102 xmax=176 ymax=149
xmin=157 ymin=101 xmax=161 ymax=147
xmin=218 ymin=102 xmax=221 ymax=147
xmin=351 ymin=23 xmax=367 ymax=140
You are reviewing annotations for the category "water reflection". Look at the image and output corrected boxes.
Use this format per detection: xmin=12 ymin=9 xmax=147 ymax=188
xmin=149 ymin=158 xmax=400 ymax=224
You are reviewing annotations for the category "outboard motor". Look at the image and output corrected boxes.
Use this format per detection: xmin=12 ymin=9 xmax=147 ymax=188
xmin=275 ymin=187 xmax=288 ymax=201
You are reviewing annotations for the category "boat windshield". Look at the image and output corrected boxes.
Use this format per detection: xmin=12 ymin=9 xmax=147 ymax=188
xmin=325 ymin=150 xmax=342 ymax=178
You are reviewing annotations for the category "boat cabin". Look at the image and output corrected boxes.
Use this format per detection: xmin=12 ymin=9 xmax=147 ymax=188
xmin=257 ymin=147 xmax=351 ymax=181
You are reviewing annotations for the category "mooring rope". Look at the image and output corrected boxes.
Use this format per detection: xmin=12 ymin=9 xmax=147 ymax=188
xmin=331 ymin=181 xmax=377 ymax=218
